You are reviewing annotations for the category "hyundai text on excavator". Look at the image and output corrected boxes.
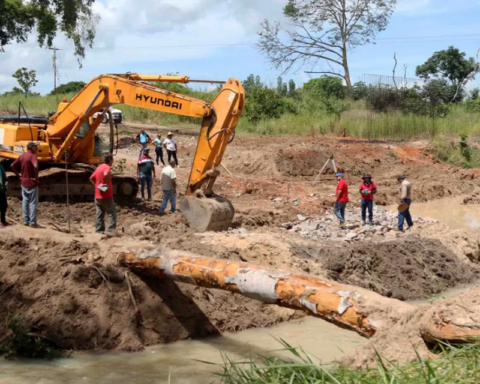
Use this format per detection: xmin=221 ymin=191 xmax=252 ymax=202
xmin=0 ymin=74 xmax=245 ymax=232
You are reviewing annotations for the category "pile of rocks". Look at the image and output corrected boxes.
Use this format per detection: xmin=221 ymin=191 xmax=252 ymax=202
xmin=285 ymin=205 xmax=436 ymax=242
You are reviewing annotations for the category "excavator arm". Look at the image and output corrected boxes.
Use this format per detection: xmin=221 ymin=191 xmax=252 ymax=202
xmin=45 ymin=74 xmax=245 ymax=231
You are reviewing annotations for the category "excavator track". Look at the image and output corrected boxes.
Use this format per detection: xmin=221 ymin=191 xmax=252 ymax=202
xmin=5 ymin=167 xmax=138 ymax=200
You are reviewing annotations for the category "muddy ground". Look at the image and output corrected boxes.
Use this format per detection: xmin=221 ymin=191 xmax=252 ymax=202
xmin=1 ymin=123 xmax=480 ymax=361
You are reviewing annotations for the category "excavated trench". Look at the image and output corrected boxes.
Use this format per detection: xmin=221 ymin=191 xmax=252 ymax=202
xmin=1 ymin=135 xmax=480 ymax=383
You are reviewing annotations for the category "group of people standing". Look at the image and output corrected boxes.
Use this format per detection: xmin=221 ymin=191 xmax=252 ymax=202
xmin=135 ymin=129 xmax=178 ymax=213
xmin=334 ymin=173 xmax=413 ymax=232
xmin=136 ymin=129 xmax=179 ymax=166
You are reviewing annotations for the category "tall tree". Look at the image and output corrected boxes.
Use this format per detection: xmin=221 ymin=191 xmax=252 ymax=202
xmin=288 ymin=79 xmax=296 ymax=97
xmin=12 ymin=67 xmax=38 ymax=97
xmin=416 ymin=46 xmax=479 ymax=88
xmin=259 ymin=0 xmax=397 ymax=91
xmin=0 ymin=0 xmax=98 ymax=61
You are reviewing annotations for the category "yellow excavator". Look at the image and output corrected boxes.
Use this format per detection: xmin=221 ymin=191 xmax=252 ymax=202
xmin=0 ymin=74 xmax=245 ymax=231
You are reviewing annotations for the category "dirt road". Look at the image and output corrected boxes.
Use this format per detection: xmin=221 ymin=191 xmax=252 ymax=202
xmin=1 ymin=127 xmax=480 ymax=363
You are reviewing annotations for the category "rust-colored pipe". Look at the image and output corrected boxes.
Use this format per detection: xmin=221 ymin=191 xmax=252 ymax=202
xmin=119 ymin=248 xmax=414 ymax=338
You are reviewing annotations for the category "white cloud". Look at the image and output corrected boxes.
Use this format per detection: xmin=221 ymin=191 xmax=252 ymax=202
xmin=0 ymin=0 xmax=286 ymax=94
xmin=396 ymin=0 xmax=430 ymax=12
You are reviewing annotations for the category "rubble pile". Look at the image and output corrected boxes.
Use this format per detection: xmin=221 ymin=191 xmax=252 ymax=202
xmin=286 ymin=205 xmax=437 ymax=242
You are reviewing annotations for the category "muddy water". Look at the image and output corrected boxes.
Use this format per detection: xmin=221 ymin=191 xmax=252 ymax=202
xmin=390 ymin=197 xmax=480 ymax=230
xmin=0 ymin=317 xmax=365 ymax=384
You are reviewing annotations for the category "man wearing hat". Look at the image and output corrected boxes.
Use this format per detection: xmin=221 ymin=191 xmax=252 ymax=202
xmin=11 ymin=142 xmax=40 ymax=227
xmin=397 ymin=175 xmax=413 ymax=231
xmin=137 ymin=147 xmax=156 ymax=201
xmin=334 ymin=173 xmax=348 ymax=227
xmin=359 ymin=174 xmax=377 ymax=226
xmin=163 ymin=132 xmax=178 ymax=166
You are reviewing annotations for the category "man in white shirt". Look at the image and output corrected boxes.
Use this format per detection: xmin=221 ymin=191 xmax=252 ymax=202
xmin=163 ymin=132 xmax=178 ymax=166
xmin=159 ymin=160 xmax=177 ymax=215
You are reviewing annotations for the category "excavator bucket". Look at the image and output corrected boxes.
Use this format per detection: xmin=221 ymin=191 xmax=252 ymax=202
xmin=180 ymin=195 xmax=235 ymax=232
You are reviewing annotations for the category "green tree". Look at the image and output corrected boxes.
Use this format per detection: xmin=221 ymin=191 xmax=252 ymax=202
xmin=352 ymin=81 xmax=369 ymax=100
xmin=303 ymin=76 xmax=346 ymax=99
xmin=469 ymin=88 xmax=480 ymax=100
xmin=0 ymin=0 xmax=98 ymax=61
xmin=244 ymin=87 xmax=294 ymax=124
xmin=416 ymin=47 xmax=479 ymax=91
xmin=288 ymin=79 xmax=296 ymax=98
xmin=12 ymin=67 xmax=37 ymax=97
xmin=50 ymin=81 xmax=86 ymax=95
xmin=259 ymin=0 xmax=397 ymax=91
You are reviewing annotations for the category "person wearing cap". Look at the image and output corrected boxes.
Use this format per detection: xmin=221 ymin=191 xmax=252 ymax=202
xmin=11 ymin=142 xmax=40 ymax=228
xmin=397 ymin=175 xmax=413 ymax=231
xmin=0 ymin=162 xmax=8 ymax=227
xmin=163 ymin=132 xmax=178 ymax=166
xmin=136 ymin=128 xmax=151 ymax=159
xmin=159 ymin=160 xmax=177 ymax=215
xmin=334 ymin=173 xmax=348 ymax=227
xmin=137 ymin=148 xmax=156 ymax=201
xmin=154 ymin=134 xmax=165 ymax=166
xmin=359 ymin=174 xmax=377 ymax=226
xmin=89 ymin=154 xmax=117 ymax=234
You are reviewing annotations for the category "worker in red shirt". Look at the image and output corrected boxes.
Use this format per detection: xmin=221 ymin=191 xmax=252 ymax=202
xmin=334 ymin=173 xmax=348 ymax=227
xmin=89 ymin=154 xmax=117 ymax=234
xmin=359 ymin=173 xmax=377 ymax=226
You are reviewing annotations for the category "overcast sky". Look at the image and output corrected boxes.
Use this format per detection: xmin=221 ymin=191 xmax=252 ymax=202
xmin=1 ymin=0 xmax=480 ymax=94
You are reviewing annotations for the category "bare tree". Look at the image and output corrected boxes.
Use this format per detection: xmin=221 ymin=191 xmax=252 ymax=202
xmin=258 ymin=0 xmax=397 ymax=91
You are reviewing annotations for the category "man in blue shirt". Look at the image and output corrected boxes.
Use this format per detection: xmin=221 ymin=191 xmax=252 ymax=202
xmin=136 ymin=129 xmax=151 ymax=159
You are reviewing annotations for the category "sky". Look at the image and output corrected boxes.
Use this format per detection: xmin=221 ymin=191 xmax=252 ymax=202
xmin=1 ymin=0 xmax=480 ymax=95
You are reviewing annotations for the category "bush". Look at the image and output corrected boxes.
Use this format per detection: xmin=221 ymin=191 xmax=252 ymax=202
xmin=243 ymin=86 xmax=297 ymax=124
xmin=303 ymin=76 xmax=346 ymax=99
xmin=352 ymin=81 xmax=368 ymax=100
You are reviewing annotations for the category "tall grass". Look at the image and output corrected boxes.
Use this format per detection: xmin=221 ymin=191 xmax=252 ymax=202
xmin=2 ymin=94 xmax=480 ymax=142
xmin=237 ymin=105 xmax=480 ymax=141
xmin=216 ymin=340 xmax=480 ymax=384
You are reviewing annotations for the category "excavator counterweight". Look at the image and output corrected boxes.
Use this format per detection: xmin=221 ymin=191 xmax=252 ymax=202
xmin=0 ymin=74 xmax=245 ymax=232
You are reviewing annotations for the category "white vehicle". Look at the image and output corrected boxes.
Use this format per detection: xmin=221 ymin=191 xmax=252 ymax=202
xmin=93 ymin=107 xmax=123 ymax=124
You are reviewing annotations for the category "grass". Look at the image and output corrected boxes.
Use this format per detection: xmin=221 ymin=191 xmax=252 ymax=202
xmin=2 ymin=94 xmax=480 ymax=143
xmin=215 ymin=340 xmax=480 ymax=384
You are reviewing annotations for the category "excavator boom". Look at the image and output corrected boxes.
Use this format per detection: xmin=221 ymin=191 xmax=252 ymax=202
xmin=0 ymin=74 xmax=245 ymax=232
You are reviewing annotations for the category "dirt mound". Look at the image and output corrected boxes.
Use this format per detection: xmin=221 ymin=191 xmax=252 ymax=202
xmin=0 ymin=234 xmax=299 ymax=352
xmin=293 ymin=237 xmax=479 ymax=300
xmin=348 ymin=286 xmax=480 ymax=367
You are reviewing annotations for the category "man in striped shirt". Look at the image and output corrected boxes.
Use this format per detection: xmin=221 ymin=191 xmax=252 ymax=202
xmin=137 ymin=148 xmax=156 ymax=201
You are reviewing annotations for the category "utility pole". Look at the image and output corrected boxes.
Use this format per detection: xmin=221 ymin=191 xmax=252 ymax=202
xmin=49 ymin=47 xmax=61 ymax=97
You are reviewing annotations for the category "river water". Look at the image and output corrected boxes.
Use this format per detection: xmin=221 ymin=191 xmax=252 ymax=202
xmin=2 ymin=196 xmax=477 ymax=384
xmin=393 ymin=196 xmax=480 ymax=230
xmin=0 ymin=317 xmax=365 ymax=384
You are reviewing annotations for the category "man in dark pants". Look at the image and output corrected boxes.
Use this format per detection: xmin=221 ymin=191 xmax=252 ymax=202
xmin=334 ymin=173 xmax=348 ymax=227
xmin=0 ymin=163 xmax=8 ymax=226
xmin=89 ymin=154 xmax=117 ymax=234
xmin=137 ymin=148 xmax=156 ymax=201
xmin=11 ymin=142 xmax=40 ymax=227
xmin=163 ymin=132 xmax=178 ymax=166
xmin=397 ymin=175 xmax=413 ymax=231
xmin=154 ymin=134 xmax=165 ymax=166
xmin=359 ymin=173 xmax=377 ymax=226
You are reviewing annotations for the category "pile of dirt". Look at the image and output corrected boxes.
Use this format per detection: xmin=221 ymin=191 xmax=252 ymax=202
xmin=320 ymin=237 xmax=479 ymax=300
xmin=0 ymin=234 xmax=299 ymax=352
xmin=348 ymin=285 xmax=480 ymax=367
